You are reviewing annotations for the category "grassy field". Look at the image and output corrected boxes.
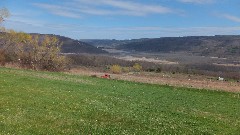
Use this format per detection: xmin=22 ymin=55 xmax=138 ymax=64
xmin=0 ymin=67 xmax=240 ymax=134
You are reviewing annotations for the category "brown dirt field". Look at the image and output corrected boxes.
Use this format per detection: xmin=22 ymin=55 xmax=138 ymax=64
xmin=69 ymin=67 xmax=240 ymax=93
xmin=117 ymin=56 xmax=178 ymax=64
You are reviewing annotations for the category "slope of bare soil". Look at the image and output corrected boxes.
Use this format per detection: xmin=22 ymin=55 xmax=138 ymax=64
xmin=69 ymin=67 xmax=240 ymax=93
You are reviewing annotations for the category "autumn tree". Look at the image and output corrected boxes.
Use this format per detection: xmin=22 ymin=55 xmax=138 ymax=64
xmin=0 ymin=8 xmax=67 ymax=71
xmin=14 ymin=34 xmax=67 ymax=71
xmin=29 ymin=35 xmax=67 ymax=71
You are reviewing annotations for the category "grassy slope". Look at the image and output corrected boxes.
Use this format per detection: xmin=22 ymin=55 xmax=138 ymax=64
xmin=0 ymin=67 xmax=239 ymax=134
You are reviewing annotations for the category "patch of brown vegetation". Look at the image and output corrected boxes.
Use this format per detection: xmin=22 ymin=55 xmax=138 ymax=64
xmin=213 ymin=63 xmax=240 ymax=67
xmin=117 ymin=56 xmax=178 ymax=64
xmin=69 ymin=67 xmax=240 ymax=93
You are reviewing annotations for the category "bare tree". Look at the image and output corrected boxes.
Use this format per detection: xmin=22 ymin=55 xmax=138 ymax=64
xmin=0 ymin=8 xmax=10 ymax=32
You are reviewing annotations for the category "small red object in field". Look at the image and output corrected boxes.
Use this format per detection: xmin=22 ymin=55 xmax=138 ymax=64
xmin=101 ymin=74 xmax=111 ymax=79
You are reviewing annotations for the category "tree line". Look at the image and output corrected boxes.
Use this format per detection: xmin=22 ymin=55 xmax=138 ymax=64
xmin=0 ymin=8 xmax=67 ymax=71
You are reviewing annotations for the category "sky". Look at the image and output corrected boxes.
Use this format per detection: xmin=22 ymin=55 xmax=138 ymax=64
xmin=1 ymin=0 xmax=240 ymax=39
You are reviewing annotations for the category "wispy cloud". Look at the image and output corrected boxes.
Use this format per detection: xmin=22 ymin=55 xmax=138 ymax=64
xmin=33 ymin=3 xmax=81 ymax=18
xmin=221 ymin=14 xmax=240 ymax=23
xmin=5 ymin=17 xmax=240 ymax=39
xmin=33 ymin=0 xmax=176 ymax=18
xmin=178 ymin=0 xmax=215 ymax=4
xmin=77 ymin=0 xmax=174 ymax=15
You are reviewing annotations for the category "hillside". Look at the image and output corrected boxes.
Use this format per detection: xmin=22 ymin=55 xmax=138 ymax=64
xmin=116 ymin=35 xmax=240 ymax=57
xmin=1 ymin=67 xmax=240 ymax=134
xmin=80 ymin=38 xmax=149 ymax=48
xmin=34 ymin=34 xmax=107 ymax=54
xmin=0 ymin=33 xmax=107 ymax=54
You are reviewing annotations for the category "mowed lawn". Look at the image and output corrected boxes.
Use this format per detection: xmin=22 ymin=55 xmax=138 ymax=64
xmin=0 ymin=68 xmax=240 ymax=134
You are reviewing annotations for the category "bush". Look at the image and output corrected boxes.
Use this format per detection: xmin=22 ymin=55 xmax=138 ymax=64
xmin=110 ymin=65 xmax=122 ymax=74
xmin=0 ymin=31 xmax=68 ymax=71
xmin=20 ymin=35 xmax=68 ymax=71
xmin=156 ymin=67 xmax=162 ymax=73
xmin=133 ymin=63 xmax=142 ymax=72
xmin=122 ymin=67 xmax=130 ymax=73
xmin=146 ymin=68 xmax=155 ymax=72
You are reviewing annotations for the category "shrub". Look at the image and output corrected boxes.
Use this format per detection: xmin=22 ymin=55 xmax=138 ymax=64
xmin=110 ymin=65 xmax=122 ymax=74
xmin=133 ymin=63 xmax=142 ymax=72
xmin=122 ymin=67 xmax=130 ymax=73
xmin=0 ymin=31 xmax=68 ymax=71
xmin=156 ymin=67 xmax=162 ymax=73
xmin=146 ymin=68 xmax=155 ymax=72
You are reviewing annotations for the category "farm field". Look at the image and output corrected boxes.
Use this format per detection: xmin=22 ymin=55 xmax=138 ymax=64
xmin=70 ymin=67 xmax=240 ymax=92
xmin=0 ymin=67 xmax=240 ymax=134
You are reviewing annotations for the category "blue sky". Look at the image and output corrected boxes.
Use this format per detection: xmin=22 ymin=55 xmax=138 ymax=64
xmin=1 ymin=0 xmax=240 ymax=39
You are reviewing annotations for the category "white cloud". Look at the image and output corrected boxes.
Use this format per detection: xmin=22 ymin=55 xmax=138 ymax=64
xmin=33 ymin=3 xmax=81 ymax=18
xmin=89 ymin=0 xmax=173 ymax=14
xmin=178 ymin=0 xmax=215 ymax=4
xmin=5 ymin=17 xmax=240 ymax=39
xmin=221 ymin=14 xmax=240 ymax=23
xmin=33 ymin=0 xmax=175 ymax=18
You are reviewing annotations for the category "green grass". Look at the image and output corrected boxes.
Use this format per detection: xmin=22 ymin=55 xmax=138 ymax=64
xmin=0 ymin=67 xmax=240 ymax=134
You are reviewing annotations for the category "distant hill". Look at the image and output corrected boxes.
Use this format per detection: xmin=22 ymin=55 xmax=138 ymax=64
xmin=80 ymin=38 xmax=149 ymax=48
xmin=116 ymin=36 xmax=240 ymax=57
xmin=33 ymin=34 xmax=107 ymax=54
xmin=0 ymin=32 xmax=107 ymax=54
